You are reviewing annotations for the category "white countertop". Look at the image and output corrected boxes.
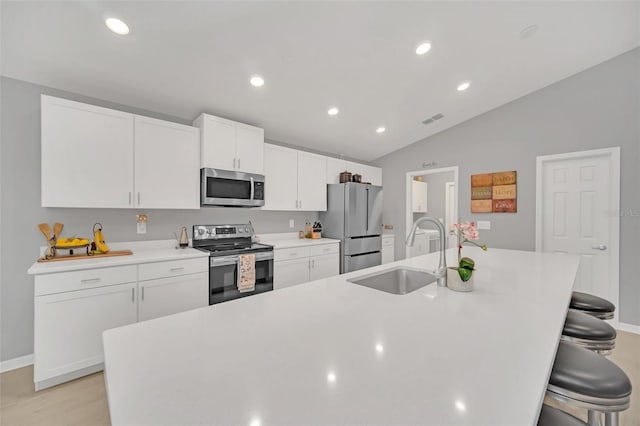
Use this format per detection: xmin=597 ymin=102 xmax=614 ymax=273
xmin=27 ymin=240 xmax=209 ymax=275
xmin=259 ymin=233 xmax=340 ymax=249
xmin=103 ymin=247 xmax=579 ymax=426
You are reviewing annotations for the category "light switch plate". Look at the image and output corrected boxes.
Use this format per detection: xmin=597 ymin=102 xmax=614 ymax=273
xmin=137 ymin=222 xmax=147 ymax=234
xmin=289 ymin=219 xmax=295 ymax=228
xmin=477 ymin=220 xmax=491 ymax=230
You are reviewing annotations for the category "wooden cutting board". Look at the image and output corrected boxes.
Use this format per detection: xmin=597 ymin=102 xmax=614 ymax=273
xmin=37 ymin=250 xmax=133 ymax=263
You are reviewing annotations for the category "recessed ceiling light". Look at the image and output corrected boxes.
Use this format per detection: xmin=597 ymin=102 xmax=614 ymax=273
xmin=249 ymin=76 xmax=264 ymax=87
xmin=415 ymin=41 xmax=432 ymax=55
xmin=105 ymin=18 xmax=129 ymax=35
xmin=327 ymin=372 xmax=337 ymax=383
xmin=519 ymin=24 xmax=538 ymax=40
xmin=376 ymin=126 xmax=386 ymax=134
xmin=457 ymin=81 xmax=471 ymax=92
xmin=327 ymin=107 xmax=339 ymax=116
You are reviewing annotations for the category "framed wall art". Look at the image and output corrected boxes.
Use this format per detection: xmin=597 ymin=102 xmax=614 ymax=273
xmin=471 ymin=170 xmax=517 ymax=213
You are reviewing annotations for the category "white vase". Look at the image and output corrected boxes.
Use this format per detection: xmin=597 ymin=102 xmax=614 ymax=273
xmin=447 ymin=268 xmax=474 ymax=292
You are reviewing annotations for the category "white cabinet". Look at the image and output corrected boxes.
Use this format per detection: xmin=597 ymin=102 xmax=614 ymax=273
xmin=138 ymin=272 xmax=208 ymax=322
xmin=326 ymin=158 xmax=382 ymax=186
xmin=412 ymin=180 xmax=428 ymax=212
xmin=382 ymin=235 xmax=395 ymax=264
xmin=41 ymin=95 xmax=200 ymax=209
xmin=309 ymin=253 xmax=340 ymax=281
xmin=34 ymin=282 xmax=137 ymax=388
xmin=133 ymin=116 xmax=200 ymax=209
xmin=297 ymin=151 xmax=327 ymax=211
xmin=194 ymin=113 xmax=264 ymax=174
xmin=273 ymin=243 xmax=340 ymax=289
xmin=33 ymin=256 xmax=208 ymax=389
xmin=41 ymin=95 xmax=134 ymax=208
xmin=263 ymin=144 xmax=327 ymax=211
xmin=273 ymin=257 xmax=310 ymax=290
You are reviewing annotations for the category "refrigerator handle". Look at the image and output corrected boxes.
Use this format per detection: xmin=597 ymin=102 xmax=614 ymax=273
xmin=365 ymin=187 xmax=369 ymax=234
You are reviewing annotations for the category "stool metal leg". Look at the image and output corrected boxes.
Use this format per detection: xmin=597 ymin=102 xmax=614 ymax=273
xmin=604 ymin=412 xmax=618 ymax=426
xmin=588 ymin=410 xmax=601 ymax=426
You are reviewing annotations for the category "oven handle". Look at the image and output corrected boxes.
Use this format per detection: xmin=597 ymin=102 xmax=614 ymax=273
xmin=210 ymin=252 xmax=273 ymax=267
xmin=250 ymin=177 xmax=255 ymax=200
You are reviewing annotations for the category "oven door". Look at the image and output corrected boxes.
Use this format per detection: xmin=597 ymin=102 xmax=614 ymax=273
xmin=201 ymin=168 xmax=265 ymax=207
xmin=209 ymin=252 xmax=273 ymax=305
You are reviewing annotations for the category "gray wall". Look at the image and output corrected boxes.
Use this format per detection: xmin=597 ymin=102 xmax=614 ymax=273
xmin=413 ymin=171 xmax=455 ymax=227
xmin=0 ymin=77 xmax=319 ymax=362
xmin=375 ymin=48 xmax=640 ymax=326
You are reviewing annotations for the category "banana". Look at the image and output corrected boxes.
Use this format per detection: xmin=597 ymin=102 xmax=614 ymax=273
xmin=57 ymin=237 xmax=89 ymax=247
xmin=93 ymin=223 xmax=109 ymax=253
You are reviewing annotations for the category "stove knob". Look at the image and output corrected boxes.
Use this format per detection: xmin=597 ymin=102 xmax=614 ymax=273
xmin=197 ymin=228 xmax=205 ymax=235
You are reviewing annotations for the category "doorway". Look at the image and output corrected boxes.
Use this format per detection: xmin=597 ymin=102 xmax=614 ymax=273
xmin=536 ymin=148 xmax=620 ymax=322
xmin=405 ymin=166 xmax=459 ymax=259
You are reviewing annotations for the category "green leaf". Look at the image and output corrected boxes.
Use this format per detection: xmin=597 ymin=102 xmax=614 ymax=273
xmin=459 ymin=257 xmax=475 ymax=270
xmin=458 ymin=267 xmax=473 ymax=282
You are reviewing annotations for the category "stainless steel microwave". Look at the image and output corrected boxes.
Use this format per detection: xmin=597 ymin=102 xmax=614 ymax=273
xmin=201 ymin=168 xmax=265 ymax=207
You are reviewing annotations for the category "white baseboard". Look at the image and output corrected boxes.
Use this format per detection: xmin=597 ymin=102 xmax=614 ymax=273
xmin=0 ymin=353 xmax=34 ymax=373
xmin=616 ymin=322 xmax=640 ymax=336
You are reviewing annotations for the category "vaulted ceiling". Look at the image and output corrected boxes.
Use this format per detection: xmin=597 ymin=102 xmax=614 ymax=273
xmin=2 ymin=1 xmax=639 ymax=161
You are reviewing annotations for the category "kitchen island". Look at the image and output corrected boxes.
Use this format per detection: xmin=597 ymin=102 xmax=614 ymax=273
xmin=103 ymin=247 xmax=579 ymax=425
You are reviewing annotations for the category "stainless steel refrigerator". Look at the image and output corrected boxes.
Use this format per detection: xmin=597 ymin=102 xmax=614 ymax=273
xmin=320 ymin=183 xmax=383 ymax=273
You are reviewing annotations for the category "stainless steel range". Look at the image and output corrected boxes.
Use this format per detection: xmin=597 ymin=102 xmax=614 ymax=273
xmin=192 ymin=224 xmax=273 ymax=305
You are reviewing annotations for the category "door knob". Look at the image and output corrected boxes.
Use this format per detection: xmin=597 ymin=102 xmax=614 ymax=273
xmin=591 ymin=244 xmax=607 ymax=251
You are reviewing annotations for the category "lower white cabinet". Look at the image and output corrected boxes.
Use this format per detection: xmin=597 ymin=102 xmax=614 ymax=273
xmin=33 ymin=257 xmax=208 ymax=389
xmin=381 ymin=235 xmax=395 ymax=264
xmin=34 ymin=282 xmax=138 ymax=388
xmin=273 ymin=243 xmax=339 ymax=290
xmin=138 ymin=272 xmax=208 ymax=322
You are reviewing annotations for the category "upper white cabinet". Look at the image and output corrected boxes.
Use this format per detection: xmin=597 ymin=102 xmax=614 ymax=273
xmin=326 ymin=158 xmax=382 ymax=186
xmin=263 ymin=144 xmax=327 ymax=211
xmin=41 ymin=95 xmax=200 ymax=209
xmin=134 ymin=116 xmax=200 ymax=209
xmin=193 ymin=113 xmax=264 ymax=174
xmin=41 ymin=95 xmax=134 ymax=208
xmin=412 ymin=180 xmax=428 ymax=213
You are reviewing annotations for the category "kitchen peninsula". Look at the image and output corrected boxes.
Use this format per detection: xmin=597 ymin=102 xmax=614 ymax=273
xmin=103 ymin=248 xmax=580 ymax=425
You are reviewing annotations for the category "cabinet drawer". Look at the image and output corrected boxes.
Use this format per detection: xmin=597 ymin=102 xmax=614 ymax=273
xmin=382 ymin=237 xmax=395 ymax=247
xmin=35 ymin=265 xmax=137 ymax=296
xmin=138 ymin=258 xmax=208 ymax=282
xmin=309 ymin=243 xmax=339 ymax=257
xmin=274 ymin=246 xmax=310 ymax=262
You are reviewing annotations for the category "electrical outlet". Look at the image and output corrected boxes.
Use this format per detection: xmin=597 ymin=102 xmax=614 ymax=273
xmin=477 ymin=220 xmax=491 ymax=230
xmin=289 ymin=219 xmax=295 ymax=228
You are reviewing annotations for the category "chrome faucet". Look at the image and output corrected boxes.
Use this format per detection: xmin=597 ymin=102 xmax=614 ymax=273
xmin=406 ymin=217 xmax=447 ymax=287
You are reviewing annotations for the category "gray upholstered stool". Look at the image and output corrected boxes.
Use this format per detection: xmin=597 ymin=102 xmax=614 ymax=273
xmin=538 ymin=404 xmax=588 ymax=426
xmin=547 ymin=341 xmax=631 ymax=426
xmin=562 ymin=309 xmax=616 ymax=355
xmin=570 ymin=292 xmax=615 ymax=320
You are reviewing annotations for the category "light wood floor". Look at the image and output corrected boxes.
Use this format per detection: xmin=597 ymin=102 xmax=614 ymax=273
xmin=1 ymin=331 xmax=639 ymax=425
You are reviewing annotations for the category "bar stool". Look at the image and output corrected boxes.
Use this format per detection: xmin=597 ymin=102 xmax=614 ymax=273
xmin=547 ymin=341 xmax=631 ymax=426
xmin=538 ymin=404 xmax=588 ymax=426
xmin=570 ymin=292 xmax=615 ymax=320
xmin=562 ymin=310 xmax=616 ymax=355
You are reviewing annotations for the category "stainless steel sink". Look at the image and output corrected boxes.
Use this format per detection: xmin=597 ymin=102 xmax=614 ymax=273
xmin=347 ymin=267 xmax=438 ymax=295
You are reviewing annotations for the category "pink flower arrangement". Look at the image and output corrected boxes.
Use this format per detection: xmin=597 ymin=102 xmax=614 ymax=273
xmin=452 ymin=221 xmax=488 ymax=264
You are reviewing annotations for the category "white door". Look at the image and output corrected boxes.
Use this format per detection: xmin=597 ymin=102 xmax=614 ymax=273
xmin=236 ymin=124 xmax=264 ymax=174
xmin=138 ymin=273 xmax=208 ymax=322
xmin=200 ymin=115 xmax=236 ymax=170
xmin=34 ymin=283 xmax=137 ymax=382
xmin=274 ymin=258 xmax=310 ymax=290
xmin=134 ymin=116 xmax=200 ymax=209
xmin=538 ymin=149 xmax=620 ymax=313
xmin=41 ymin=95 xmax=134 ymax=208
xmin=445 ymin=182 xmax=457 ymax=249
xmin=262 ymin=144 xmax=298 ymax=210
xmin=310 ymin=254 xmax=340 ymax=281
xmin=298 ymin=151 xmax=327 ymax=211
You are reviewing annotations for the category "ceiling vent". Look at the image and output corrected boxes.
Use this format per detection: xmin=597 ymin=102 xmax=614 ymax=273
xmin=422 ymin=113 xmax=444 ymax=125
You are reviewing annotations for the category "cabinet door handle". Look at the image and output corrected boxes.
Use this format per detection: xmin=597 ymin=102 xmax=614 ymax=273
xmin=233 ymin=158 xmax=237 ymax=169
xmin=238 ymin=158 xmax=241 ymax=169
xmin=591 ymin=244 xmax=607 ymax=251
xmin=81 ymin=277 xmax=101 ymax=284
xmin=141 ymin=286 xmax=145 ymax=301
xmin=138 ymin=192 xmax=141 ymax=205
xmin=131 ymin=288 xmax=135 ymax=303
xmin=311 ymin=259 xmax=315 ymax=268
xmin=128 ymin=192 xmax=132 ymax=206
xmin=170 ymin=267 xmax=185 ymax=271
